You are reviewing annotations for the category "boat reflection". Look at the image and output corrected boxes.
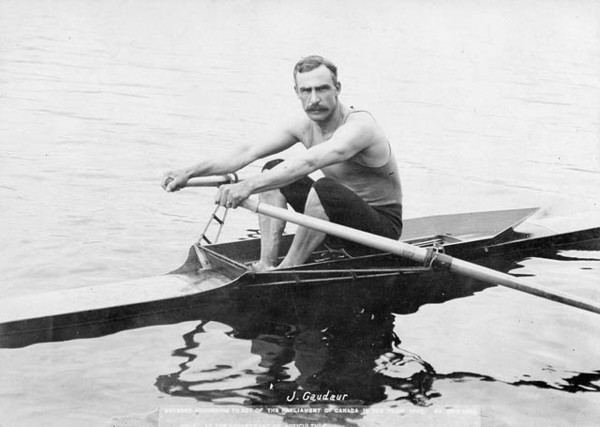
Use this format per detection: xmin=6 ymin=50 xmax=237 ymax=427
xmin=153 ymin=251 xmax=600 ymax=424
xmin=154 ymin=271 xmax=477 ymax=419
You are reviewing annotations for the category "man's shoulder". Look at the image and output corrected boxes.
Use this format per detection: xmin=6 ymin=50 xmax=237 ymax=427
xmin=340 ymin=109 xmax=383 ymax=141
xmin=339 ymin=109 xmax=391 ymax=159
xmin=345 ymin=108 xmax=378 ymax=127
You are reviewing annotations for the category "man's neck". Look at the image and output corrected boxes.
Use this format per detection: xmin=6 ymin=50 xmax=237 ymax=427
xmin=313 ymin=103 xmax=347 ymax=135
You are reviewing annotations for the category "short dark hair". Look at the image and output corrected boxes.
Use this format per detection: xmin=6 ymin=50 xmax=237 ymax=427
xmin=293 ymin=55 xmax=338 ymax=86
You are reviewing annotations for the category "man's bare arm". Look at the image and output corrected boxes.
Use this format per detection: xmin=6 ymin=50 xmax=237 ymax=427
xmin=216 ymin=115 xmax=378 ymax=207
xmin=162 ymin=120 xmax=303 ymax=192
xmin=251 ymin=116 xmax=375 ymax=190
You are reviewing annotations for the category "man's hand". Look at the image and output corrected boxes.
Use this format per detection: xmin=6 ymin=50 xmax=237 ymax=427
xmin=215 ymin=182 xmax=252 ymax=208
xmin=161 ymin=170 xmax=189 ymax=192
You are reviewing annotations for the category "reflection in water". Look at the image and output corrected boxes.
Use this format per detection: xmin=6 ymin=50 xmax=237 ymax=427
xmin=436 ymin=370 xmax=600 ymax=394
xmin=154 ymin=255 xmax=600 ymax=423
xmin=154 ymin=271 xmax=493 ymax=427
xmin=155 ymin=275 xmax=440 ymax=425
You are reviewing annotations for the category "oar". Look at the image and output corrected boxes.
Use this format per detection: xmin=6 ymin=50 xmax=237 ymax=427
xmin=183 ymin=173 xmax=239 ymax=188
xmin=180 ymin=177 xmax=600 ymax=315
xmin=235 ymin=198 xmax=600 ymax=316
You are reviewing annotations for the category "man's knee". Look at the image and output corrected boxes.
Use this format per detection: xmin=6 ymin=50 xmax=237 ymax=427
xmin=312 ymin=177 xmax=338 ymax=197
xmin=261 ymin=160 xmax=314 ymax=213
xmin=312 ymin=178 xmax=342 ymax=212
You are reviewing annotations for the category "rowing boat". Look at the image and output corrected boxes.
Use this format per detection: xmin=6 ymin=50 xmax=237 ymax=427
xmin=1 ymin=204 xmax=599 ymax=349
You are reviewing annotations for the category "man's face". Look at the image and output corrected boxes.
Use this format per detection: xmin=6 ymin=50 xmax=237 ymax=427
xmin=295 ymin=65 xmax=341 ymax=122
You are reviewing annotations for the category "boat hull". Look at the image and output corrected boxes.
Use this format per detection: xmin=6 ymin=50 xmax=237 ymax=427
xmin=1 ymin=208 xmax=598 ymax=348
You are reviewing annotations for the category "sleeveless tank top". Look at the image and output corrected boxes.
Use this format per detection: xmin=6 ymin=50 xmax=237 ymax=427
xmin=306 ymin=109 xmax=402 ymax=207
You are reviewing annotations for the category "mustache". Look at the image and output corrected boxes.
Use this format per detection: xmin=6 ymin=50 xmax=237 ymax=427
xmin=306 ymin=106 xmax=328 ymax=112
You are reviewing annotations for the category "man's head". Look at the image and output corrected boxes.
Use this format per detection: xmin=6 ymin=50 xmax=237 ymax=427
xmin=293 ymin=55 xmax=342 ymax=122
xmin=293 ymin=55 xmax=339 ymax=87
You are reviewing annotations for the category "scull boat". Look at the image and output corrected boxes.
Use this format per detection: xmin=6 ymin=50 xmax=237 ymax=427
xmin=1 ymin=197 xmax=599 ymax=349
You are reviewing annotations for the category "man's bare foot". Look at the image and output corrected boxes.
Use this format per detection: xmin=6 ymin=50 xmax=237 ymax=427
xmin=247 ymin=261 xmax=276 ymax=273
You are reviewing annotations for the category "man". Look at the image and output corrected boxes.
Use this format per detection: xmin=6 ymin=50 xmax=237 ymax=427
xmin=162 ymin=55 xmax=402 ymax=271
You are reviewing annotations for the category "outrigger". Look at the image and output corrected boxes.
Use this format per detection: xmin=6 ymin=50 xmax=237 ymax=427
xmin=1 ymin=176 xmax=599 ymax=348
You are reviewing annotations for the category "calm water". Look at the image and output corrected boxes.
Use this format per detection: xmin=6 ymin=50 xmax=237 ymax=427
xmin=1 ymin=0 xmax=599 ymax=426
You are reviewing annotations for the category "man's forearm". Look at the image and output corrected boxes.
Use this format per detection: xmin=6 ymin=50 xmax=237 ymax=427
xmin=180 ymin=150 xmax=250 ymax=179
xmin=245 ymin=158 xmax=314 ymax=195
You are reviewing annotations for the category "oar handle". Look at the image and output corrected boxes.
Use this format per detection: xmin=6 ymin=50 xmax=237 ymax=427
xmin=186 ymin=173 xmax=239 ymax=187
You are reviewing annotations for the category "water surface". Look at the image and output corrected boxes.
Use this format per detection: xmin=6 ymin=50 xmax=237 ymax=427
xmin=1 ymin=0 xmax=599 ymax=426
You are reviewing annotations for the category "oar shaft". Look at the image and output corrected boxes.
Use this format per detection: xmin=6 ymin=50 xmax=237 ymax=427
xmin=183 ymin=179 xmax=599 ymax=315
xmin=450 ymin=258 xmax=600 ymax=314
xmin=241 ymin=198 xmax=429 ymax=262
xmin=240 ymin=198 xmax=600 ymax=315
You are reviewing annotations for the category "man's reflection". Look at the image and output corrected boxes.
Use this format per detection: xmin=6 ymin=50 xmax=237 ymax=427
xmin=155 ymin=278 xmax=437 ymax=412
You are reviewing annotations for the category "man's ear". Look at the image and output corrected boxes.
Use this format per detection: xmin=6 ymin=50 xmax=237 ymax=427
xmin=336 ymin=81 xmax=342 ymax=92
xmin=294 ymin=85 xmax=299 ymax=97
